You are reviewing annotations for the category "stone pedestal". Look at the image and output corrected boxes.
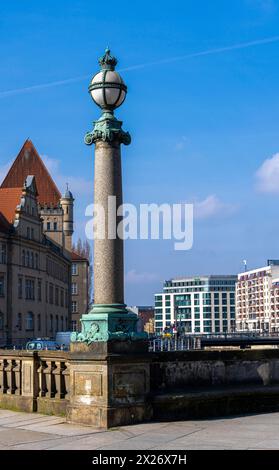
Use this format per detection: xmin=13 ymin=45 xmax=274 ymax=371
xmin=66 ymin=351 xmax=152 ymax=428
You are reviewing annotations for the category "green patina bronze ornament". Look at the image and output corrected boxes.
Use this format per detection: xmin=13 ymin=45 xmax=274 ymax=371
xmin=71 ymin=304 xmax=147 ymax=344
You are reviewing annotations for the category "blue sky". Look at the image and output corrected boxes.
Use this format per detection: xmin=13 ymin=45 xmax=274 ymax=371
xmin=1 ymin=0 xmax=279 ymax=305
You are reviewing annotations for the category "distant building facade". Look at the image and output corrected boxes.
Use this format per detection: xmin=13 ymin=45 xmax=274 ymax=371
xmin=236 ymin=260 xmax=279 ymax=333
xmin=129 ymin=306 xmax=155 ymax=334
xmin=1 ymin=140 xmax=74 ymax=252
xmin=0 ymin=176 xmax=71 ymax=347
xmin=155 ymin=275 xmax=237 ymax=335
xmin=71 ymin=252 xmax=89 ymax=331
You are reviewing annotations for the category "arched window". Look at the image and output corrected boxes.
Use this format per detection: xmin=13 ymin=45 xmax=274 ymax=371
xmin=0 ymin=312 xmax=3 ymax=330
xmin=26 ymin=312 xmax=34 ymax=331
xmin=22 ymin=250 xmax=25 ymax=267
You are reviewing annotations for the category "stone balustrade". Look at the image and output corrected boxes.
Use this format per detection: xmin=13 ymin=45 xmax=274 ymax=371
xmin=0 ymin=350 xmax=69 ymax=414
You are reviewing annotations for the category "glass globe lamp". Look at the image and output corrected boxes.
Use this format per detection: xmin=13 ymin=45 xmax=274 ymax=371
xmin=88 ymin=48 xmax=127 ymax=112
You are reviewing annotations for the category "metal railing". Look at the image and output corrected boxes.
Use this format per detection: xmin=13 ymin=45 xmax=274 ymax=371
xmin=149 ymin=336 xmax=202 ymax=352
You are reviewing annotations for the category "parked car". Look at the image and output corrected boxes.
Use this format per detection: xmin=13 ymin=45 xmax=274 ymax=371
xmin=25 ymin=339 xmax=60 ymax=351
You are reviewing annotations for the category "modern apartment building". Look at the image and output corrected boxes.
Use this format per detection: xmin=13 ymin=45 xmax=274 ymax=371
xmin=236 ymin=260 xmax=279 ymax=333
xmin=155 ymin=275 xmax=237 ymax=335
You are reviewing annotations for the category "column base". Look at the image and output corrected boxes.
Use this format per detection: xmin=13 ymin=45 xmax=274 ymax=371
xmin=70 ymin=304 xmax=148 ymax=351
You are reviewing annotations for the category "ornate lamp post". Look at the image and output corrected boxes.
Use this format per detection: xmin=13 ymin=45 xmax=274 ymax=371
xmin=71 ymin=48 xmax=146 ymax=348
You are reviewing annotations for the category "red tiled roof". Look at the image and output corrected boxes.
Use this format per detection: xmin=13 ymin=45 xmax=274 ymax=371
xmin=0 ymin=187 xmax=23 ymax=224
xmin=72 ymin=251 xmax=89 ymax=262
xmin=1 ymin=140 xmax=61 ymax=206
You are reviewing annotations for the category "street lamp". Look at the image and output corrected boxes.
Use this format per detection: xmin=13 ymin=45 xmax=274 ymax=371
xmin=71 ymin=49 xmax=145 ymax=348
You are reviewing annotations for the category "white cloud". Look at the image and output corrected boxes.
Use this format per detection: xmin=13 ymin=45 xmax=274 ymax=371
xmin=256 ymin=152 xmax=279 ymax=193
xmin=175 ymin=136 xmax=188 ymax=151
xmin=41 ymin=155 xmax=92 ymax=197
xmin=194 ymin=195 xmax=236 ymax=219
xmin=125 ymin=270 xmax=159 ymax=284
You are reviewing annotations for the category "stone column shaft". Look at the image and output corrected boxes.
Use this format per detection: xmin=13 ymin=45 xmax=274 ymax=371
xmin=94 ymin=140 xmax=124 ymax=305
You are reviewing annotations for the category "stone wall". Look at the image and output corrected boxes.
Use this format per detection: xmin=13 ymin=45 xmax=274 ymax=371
xmin=1 ymin=347 xmax=279 ymax=427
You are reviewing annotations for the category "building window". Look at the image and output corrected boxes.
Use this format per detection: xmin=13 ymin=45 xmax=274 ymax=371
xmin=31 ymin=228 xmax=34 ymax=239
xmin=35 ymin=253 xmax=39 ymax=270
xmin=0 ymin=244 xmax=6 ymax=264
xmin=49 ymin=284 xmax=54 ymax=304
xmin=37 ymin=279 xmax=42 ymax=302
xmin=55 ymin=315 xmax=59 ymax=332
xmin=0 ymin=312 xmax=3 ymax=330
xmin=27 ymin=227 xmax=30 ymax=239
xmin=61 ymin=316 xmax=64 ymax=331
xmin=50 ymin=314 xmax=53 ymax=332
xmin=25 ymin=279 xmax=35 ymax=300
xmin=17 ymin=313 xmax=22 ymax=331
xmin=45 ymin=281 xmax=48 ymax=302
xmin=26 ymin=312 xmax=34 ymax=331
xmin=0 ymin=276 xmax=5 ymax=297
xmin=55 ymin=286 xmax=59 ymax=306
xmin=72 ymin=283 xmax=78 ymax=295
xmin=60 ymin=289 xmax=64 ymax=307
xmin=31 ymin=252 xmax=34 ymax=268
xmin=53 ymin=222 xmax=57 ymax=231
xmin=26 ymin=251 xmax=30 ymax=267
xmin=72 ymin=301 xmax=78 ymax=313
xmin=18 ymin=277 xmax=23 ymax=299
xmin=65 ymin=290 xmax=68 ymax=308
xmin=47 ymin=222 xmax=51 ymax=230
xmin=38 ymin=314 xmax=41 ymax=332
xmin=72 ymin=263 xmax=78 ymax=275
xmin=22 ymin=250 xmax=25 ymax=267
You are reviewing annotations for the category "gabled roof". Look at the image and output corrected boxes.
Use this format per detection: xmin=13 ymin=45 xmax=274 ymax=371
xmin=0 ymin=187 xmax=23 ymax=224
xmin=1 ymin=140 xmax=61 ymax=206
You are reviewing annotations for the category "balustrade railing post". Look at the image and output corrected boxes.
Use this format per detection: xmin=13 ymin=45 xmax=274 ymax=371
xmin=5 ymin=359 xmax=16 ymax=395
xmin=13 ymin=359 xmax=21 ymax=396
xmin=0 ymin=358 xmax=5 ymax=394
xmin=43 ymin=361 xmax=56 ymax=398
xmin=53 ymin=361 xmax=63 ymax=399
xmin=62 ymin=361 xmax=70 ymax=400
xmin=37 ymin=360 xmax=47 ymax=397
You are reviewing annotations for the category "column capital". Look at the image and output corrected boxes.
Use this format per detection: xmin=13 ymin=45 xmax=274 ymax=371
xmin=85 ymin=113 xmax=131 ymax=146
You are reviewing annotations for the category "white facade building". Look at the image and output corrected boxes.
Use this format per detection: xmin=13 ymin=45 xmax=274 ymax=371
xmin=236 ymin=260 xmax=279 ymax=333
xmin=155 ymin=275 xmax=237 ymax=335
